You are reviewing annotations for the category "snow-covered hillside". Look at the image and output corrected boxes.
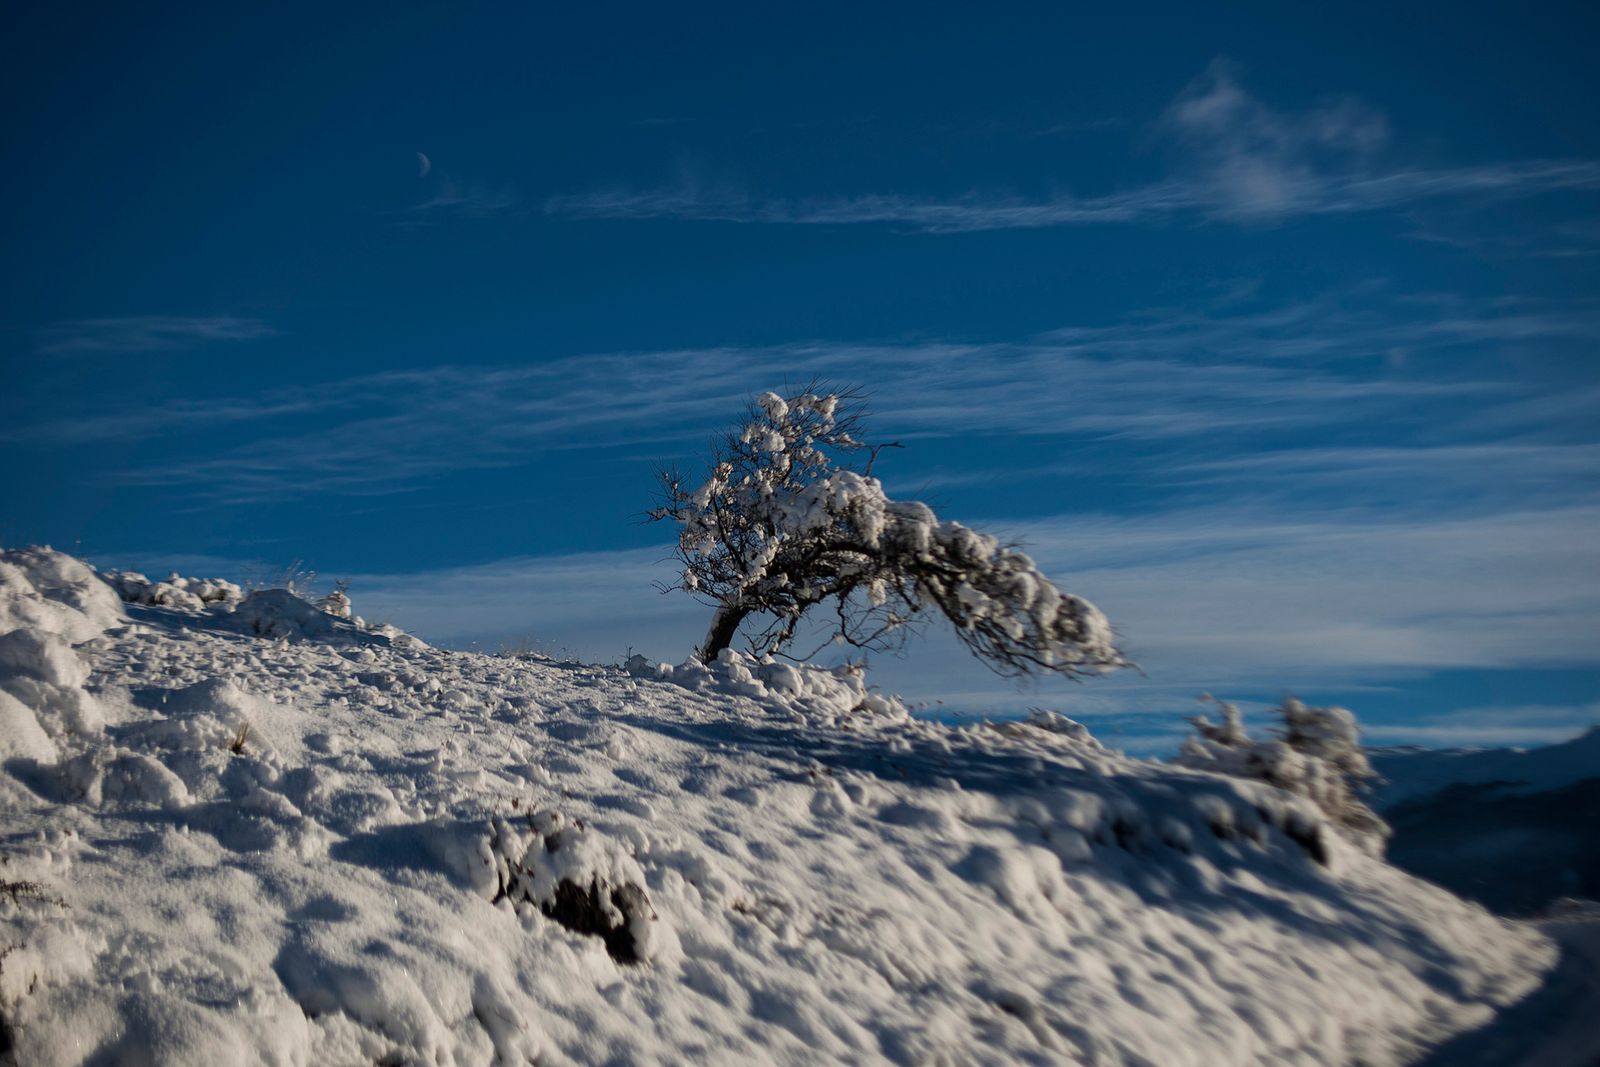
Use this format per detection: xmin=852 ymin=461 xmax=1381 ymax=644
xmin=0 ymin=548 xmax=1557 ymax=1065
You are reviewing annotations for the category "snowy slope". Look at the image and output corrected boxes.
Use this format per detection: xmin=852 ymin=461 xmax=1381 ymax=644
xmin=1411 ymin=901 xmax=1600 ymax=1067
xmin=0 ymin=548 xmax=1556 ymax=1066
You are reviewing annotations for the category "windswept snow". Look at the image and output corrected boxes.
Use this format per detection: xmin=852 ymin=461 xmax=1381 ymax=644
xmin=0 ymin=547 xmax=1558 ymax=1065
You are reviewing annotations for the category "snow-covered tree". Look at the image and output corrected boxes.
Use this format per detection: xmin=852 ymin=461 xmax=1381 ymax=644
xmin=650 ymin=388 xmax=1127 ymax=678
xmin=319 ymin=580 xmax=352 ymax=620
xmin=1176 ymin=696 xmax=1390 ymax=851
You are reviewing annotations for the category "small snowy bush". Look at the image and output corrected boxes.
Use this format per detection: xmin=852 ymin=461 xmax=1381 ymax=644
xmin=651 ymin=387 xmax=1126 ymax=678
xmin=1175 ymin=696 xmax=1390 ymax=852
xmin=102 ymin=570 xmax=243 ymax=612
xmin=318 ymin=581 xmax=352 ymax=619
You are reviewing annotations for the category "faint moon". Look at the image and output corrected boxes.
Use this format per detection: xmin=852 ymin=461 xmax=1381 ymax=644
xmin=417 ymin=152 xmax=432 ymax=178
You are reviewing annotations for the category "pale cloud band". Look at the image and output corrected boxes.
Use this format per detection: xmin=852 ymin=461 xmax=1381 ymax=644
xmin=336 ymin=502 xmax=1600 ymax=750
xmin=544 ymin=161 xmax=1600 ymax=233
xmin=545 ymin=62 xmax=1600 ymax=233
xmin=10 ymin=287 xmax=1591 ymax=501
xmin=35 ymin=315 xmax=277 ymax=356
xmin=346 ymin=504 xmax=1600 ymax=677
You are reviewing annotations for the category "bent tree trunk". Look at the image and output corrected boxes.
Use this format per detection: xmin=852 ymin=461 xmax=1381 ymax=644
xmin=699 ymin=601 xmax=752 ymax=661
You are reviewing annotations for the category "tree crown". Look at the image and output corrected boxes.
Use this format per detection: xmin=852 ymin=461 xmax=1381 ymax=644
xmin=652 ymin=388 xmax=1126 ymax=678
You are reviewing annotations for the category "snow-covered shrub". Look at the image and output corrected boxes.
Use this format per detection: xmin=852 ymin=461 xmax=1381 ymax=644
xmin=1175 ymin=696 xmax=1389 ymax=853
xmin=0 ymin=548 xmax=118 ymax=760
xmin=106 ymin=558 xmax=434 ymax=655
xmin=109 ymin=562 xmax=360 ymax=636
xmin=487 ymin=810 xmax=658 ymax=963
xmin=102 ymin=569 xmax=245 ymax=611
xmin=652 ymin=387 xmax=1126 ymax=678
xmin=319 ymin=582 xmax=352 ymax=619
xmin=230 ymin=589 xmax=347 ymax=640
xmin=0 ymin=547 xmax=125 ymax=644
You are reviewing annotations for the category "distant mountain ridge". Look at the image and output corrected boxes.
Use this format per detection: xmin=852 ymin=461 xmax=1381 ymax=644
xmin=1370 ymin=726 xmax=1600 ymax=809
xmin=1370 ymin=729 xmax=1600 ymax=916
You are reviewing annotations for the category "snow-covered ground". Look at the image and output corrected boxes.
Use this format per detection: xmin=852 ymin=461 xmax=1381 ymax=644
xmin=0 ymin=548 xmax=1561 ymax=1065
xmin=1411 ymin=901 xmax=1600 ymax=1067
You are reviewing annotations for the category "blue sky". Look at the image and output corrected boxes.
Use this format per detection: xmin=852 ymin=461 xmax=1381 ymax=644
xmin=4 ymin=2 xmax=1597 ymax=751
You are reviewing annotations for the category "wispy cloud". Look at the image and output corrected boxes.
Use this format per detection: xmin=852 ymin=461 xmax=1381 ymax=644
xmin=396 ymin=178 xmax=520 ymax=222
xmin=10 ymin=285 xmax=1594 ymax=499
xmin=275 ymin=501 xmax=1600 ymax=746
xmin=546 ymin=162 xmax=1600 ymax=232
xmin=35 ymin=315 xmax=277 ymax=356
xmin=15 ymin=343 xmax=1487 ymax=498
xmin=1007 ymin=505 xmax=1600 ymax=676
xmin=1155 ymin=57 xmax=1389 ymax=220
xmin=34 ymin=401 xmax=327 ymax=448
xmin=350 ymin=546 xmax=689 ymax=655
xmin=1175 ymin=442 xmax=1600 ymax=498
xmin=544 ymin=185 xmax=1183 ymax=230
xmin=1036 ymin=291 xmax=1600 ymax=362
xmin=546 ymin=61 xmax=1600 ymax=232
xmin=1409 ymin=217 xmax=1600 ymax=260
xmin=888 ymin=440 xmax=1600 ymax=507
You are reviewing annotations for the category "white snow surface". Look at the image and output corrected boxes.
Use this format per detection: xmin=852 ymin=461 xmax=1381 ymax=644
xmin=0 ymin=547 xmax=1557 ymax=1066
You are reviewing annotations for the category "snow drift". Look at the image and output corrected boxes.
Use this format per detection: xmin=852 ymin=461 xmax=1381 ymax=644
xmin=0 ymin=547 xmax=1556 ymax=1065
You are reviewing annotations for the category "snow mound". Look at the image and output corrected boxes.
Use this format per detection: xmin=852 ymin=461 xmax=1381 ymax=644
xmin=0 ymin=548 xmax=119 ymax=764
xmin=0 ymin=549 xmax=1559 ymax=1066
xmin=225 ymin=588 xmax=426 ymax=649
xmin=0 ymin=546 xmax=124 ymax=644
xmin=229 ymin=588 xmax=354 ymax=640
xmin=628 ymin=647 xmax=911 ymax=725
xmin=986 ymin=709 xmax=1106 ymax=749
